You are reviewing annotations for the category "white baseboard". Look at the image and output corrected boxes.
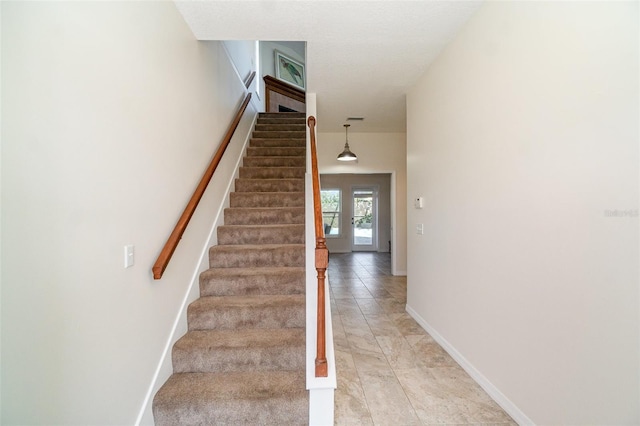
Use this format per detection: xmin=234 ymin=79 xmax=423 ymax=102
xmin=405 ymin=304 xmax=534 ymax=426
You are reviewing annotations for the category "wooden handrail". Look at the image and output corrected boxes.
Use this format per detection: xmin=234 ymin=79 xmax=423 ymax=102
xmin=244 ymin=71 xmax=256 ymax=90
xmin=308 ymin=116 xmax=329 ymax=377
xmin=152 ymin=90 xmax=253 ymax=279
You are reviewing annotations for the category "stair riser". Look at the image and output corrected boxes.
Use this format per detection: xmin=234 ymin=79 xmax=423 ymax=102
xmin=254 ymin=124 xmax=305 ymax=132
xmin=172 ymin=343 xmax=305 ymax=373
xmin=199 ymin=268 xmax=305 ymax=297
xmin=239 ymin=167 xmax=305 ymax=179
xmin=243 ymin=157 xmax=305 ymax=168
xmin=209 ymin=245 xmax=305 ymax=268
xmin=223 ymin=207 xmax=305 ymax=225
xmin=257 ymin=118 xmax=306 ymax=125
xmin=218 ymin=225 xmax=304 ymax=245
xmin=188 ymin=304 xmax=305 ymax=330
xmin=259 ymin=112 xmax=305 ymax=119
xmin=250 ymin=138 xmax=306 ymax=148
xmin=253 ymin=131 xmax=305 ymax=139
xmin=246 ymin=147 xmax=305 ymax=157
xmin=229 ymin=192 xmax=304 ymax=208
xmin=235 ymin=179 xmax=304 ymax=193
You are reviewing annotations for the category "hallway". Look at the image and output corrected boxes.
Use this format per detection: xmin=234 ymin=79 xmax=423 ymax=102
xmin=329 ymin=252 xmax=515 ymax=425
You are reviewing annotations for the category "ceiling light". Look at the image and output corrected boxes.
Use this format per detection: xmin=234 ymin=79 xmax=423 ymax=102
xmin=337 ymin=124 xmax=357 ymax=162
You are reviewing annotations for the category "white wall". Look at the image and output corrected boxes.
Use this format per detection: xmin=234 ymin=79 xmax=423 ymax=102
xmin=222 ymin=40 xmax=257 ymax=89
xmin=222 ymin=40 xmax=256 ymax=82
xmin=318 ymin=132 xmax=407 ymax=275
xmin=406 ymin=2 xmax=639 ymax=425
xmin=259 ymin=40 xmax=305 ymax=102
xmin=222 ymin=40 xmax=261 ymax=112
xmin=1 ymin=2 xmax=251 ymax=424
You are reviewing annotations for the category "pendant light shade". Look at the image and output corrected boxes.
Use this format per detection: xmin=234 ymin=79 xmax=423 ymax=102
xmin=337 ymin=124 xmax=357 ymax=161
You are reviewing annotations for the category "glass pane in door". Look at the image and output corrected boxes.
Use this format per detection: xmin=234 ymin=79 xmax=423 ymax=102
xmin=353 ymin=190 xmax=373 ymax=246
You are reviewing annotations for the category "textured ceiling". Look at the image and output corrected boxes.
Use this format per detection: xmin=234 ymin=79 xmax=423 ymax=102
xmin=175 ymin=1 xmax=482 ymax=132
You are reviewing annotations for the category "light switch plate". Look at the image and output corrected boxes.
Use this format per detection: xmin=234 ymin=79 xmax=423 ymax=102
xmin=124 ymin=245 xmax=134 ymax=268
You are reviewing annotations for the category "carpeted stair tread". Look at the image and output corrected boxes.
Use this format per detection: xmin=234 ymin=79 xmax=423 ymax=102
xmin=235 ymin=178 xmax=304 ymax=193
xmin=239 ymin=166 xmax=305 ymax=179
xmin=209 ymin=244 xmax=305 ymax=268
xmin=224 ymin=207 xmax=305 ymax=225
xmin=243 ymin=156 xmax=306 ymax=168
xmin=255 ymin=123 xmax=305 ymax=132
xmin=172 ymin=328 xmax=305 ymax=373
xmin=199 ymin=266 xmax=305 ymax=296
xmin=246 ymin=146 xmax=305 ymax=157
xmin=257 ymin=117 xmax=306 ymax=125
xmin=250 ymin=138 xmax=306 ymax=147
xmin=153 ymin=370 xmax=308 ymax=426
xmin=217 ymin=224 xmax=305 ymax=245
xmin=187 ymin=294 xmax=305 ymax=330
xmin=252 ymin=130 xmax=305 ymax=139
xmin=230 ymin=192 xmax=304 ymax=208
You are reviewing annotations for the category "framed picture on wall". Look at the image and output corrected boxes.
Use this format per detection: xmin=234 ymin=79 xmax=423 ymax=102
xmin=275 ymin=51 xmax=305 ymax=90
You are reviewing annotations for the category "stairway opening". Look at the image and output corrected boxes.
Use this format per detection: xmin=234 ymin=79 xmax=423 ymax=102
xmin=153 ymin=112 xmax=309 ymax=425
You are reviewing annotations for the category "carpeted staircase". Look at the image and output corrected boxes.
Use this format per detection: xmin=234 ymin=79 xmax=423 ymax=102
xmin=153 ymin=112 xmax=309 ymax=425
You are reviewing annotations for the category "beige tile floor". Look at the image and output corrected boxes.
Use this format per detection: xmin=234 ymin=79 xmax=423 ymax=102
xmin=329 ymin=252 xmax=516 ymax=425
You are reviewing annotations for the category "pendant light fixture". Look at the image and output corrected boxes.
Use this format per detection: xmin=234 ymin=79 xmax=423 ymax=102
xmin=337 ymin=124 xmax=357 ymax=161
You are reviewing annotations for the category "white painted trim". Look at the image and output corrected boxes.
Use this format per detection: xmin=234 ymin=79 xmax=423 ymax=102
xmin=135 ymin=110 xmax=258 ymax=426
xmin=309 ymin=387 xmax=335 ymax=426
xmin=405 ymin=304 xmax=534 ymax=426
xmin=390 ymin=171 xmax=398 ymax=275
xmin=305 ymin=94 xmax=337 ymax=424
xmin=394 ymin=270 xmax=407 ymax=276
xmin=304 ymin=174 xmax=337 ymax=425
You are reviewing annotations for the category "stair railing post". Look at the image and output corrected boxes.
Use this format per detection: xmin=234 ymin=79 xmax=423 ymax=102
xmin=308 ymin=116 xmax=328 ymax=377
